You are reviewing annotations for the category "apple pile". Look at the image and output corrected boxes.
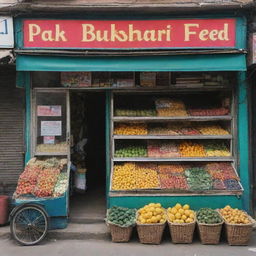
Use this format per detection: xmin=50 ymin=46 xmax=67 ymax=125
xmin=188 ymin=107 xmax=229 ymax=116
xmin=34 ymin=168 xmax=60 ymax=197
xmin=15 ymin=166 xmax=41 ymax=195
xmin=159 ymin=174 xmax=188 ymax=190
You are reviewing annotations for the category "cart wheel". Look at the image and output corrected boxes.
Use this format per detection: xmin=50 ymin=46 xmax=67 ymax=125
xmin=10 ymin=204 xmax=48 ymax=246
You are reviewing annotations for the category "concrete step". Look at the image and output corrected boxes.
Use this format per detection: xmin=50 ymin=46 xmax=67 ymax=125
xmin=0 ymin=223 xmax=110 ymax=241
xmin=48 ymin=223 xmax=109 ymax=240
xmin=69 ymin=216 xmax=105 ymax=224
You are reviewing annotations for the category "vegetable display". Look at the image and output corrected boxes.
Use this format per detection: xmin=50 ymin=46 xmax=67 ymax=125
xmin=197 ymin=208 xmax=222 ymax=224
xmin=107 ymin=206 xmax=136 ymax=227
xmin=185 ymin=168 xmax=212 ymax=191
xmin=112 ymin=162 xmax=240 ymax=192
xmin=115 ymin=142 xmax=147 ymax=157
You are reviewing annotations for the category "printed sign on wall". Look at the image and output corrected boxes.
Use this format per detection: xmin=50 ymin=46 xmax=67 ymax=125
xmin=0 ymin=17 xmax=14 ymax=48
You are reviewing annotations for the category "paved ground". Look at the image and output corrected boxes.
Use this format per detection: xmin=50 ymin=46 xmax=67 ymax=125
xmin=2 ymin=232 xmax=256 ymax=256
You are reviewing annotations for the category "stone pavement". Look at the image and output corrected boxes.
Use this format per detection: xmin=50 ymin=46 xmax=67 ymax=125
xmin=1 ymin=223 xmax=256 ymax=256
xmin=1 ymin=235 xmax=256 ymax=256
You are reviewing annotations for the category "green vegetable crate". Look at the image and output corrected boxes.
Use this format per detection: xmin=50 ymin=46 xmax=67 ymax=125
xmin=197 ymin=208 xmax=224 ymax=245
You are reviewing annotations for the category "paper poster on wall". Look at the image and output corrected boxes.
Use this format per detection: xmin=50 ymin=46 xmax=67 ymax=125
xmin=41 ymin=121 xmax=62 ymax=136
xmin=43 ymin=136 xmax=55 ymax=144
xmin=37 ymin=105 xmax=62 ymax=116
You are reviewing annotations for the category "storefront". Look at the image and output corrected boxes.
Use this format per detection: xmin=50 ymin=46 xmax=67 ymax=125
xmin=15 ymin=15 xmax=250 ymax=214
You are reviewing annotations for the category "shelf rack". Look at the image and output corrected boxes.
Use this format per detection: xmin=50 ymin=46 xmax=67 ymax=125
xmin=109 ymin=89 xmax=242 ymax=196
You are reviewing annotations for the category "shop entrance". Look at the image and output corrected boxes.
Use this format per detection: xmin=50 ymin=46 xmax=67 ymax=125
xmin=69 ymin=92 xmax=106 ymax=222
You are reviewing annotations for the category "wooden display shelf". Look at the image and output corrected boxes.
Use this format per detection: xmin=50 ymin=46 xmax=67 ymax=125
xmin=113 ymin=116 xmax=232 ymax=122
xmin=113 ymin=135 xmax=232 ymax=140
xmin=113 ymin=157 xmax=234 ymax=162
xmin=34 ymin=152 xmax=68 ymax=156
xmin=109 ymin=189 xmax=243 ymax=197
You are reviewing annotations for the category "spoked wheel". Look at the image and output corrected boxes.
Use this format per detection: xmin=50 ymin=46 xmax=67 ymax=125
xmin=10 ymin=204 xmax=48 ymax=246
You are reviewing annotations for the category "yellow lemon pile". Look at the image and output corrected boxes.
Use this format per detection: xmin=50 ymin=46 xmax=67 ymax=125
xmin=137 ymin=203 xmax=166 ymax=224
xmin=219 ymin=205 xmax=251 ymax=224
xmin=167 ymin=203 xmax=195 ymax=224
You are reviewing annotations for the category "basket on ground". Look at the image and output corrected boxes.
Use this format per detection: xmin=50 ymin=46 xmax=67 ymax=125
xmin=196 ymin=209 xmax=224 ymax=245
xmin=221 ymin=211 xmax=254 ymax=246
xmin=136 ymin=221 xmax=166 ymax=244
xmin=108 ymin=222 xmax=133 ymax=243
xmin=197 ymin=221 xmax=223 ymax=245
xmin=168 ymin=220 xmax=196 ymax=244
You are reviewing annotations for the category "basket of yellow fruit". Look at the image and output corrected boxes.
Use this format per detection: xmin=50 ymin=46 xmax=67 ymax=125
xmin=167 ymin=203 xmax=196 ymax=244
xmin=219 ymin=205 xmax=255 ymax=245
xmin=136 ymin=203 xmax=166 ymax=244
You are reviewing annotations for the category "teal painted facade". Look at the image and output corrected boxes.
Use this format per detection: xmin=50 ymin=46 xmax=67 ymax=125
xmin=15 ymin=15 xmax=251 ymax=213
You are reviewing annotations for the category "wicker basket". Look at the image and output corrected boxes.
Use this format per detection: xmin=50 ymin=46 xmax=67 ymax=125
xmin=136 ymin=221 xmax=166 ymax=244
xmin=108 ymin=222 xmax=133 ymax=243
xmin=221 ymin=212 xmax=255 ymax=246
xmin=197 ymin=220 xmax=224 ymax=245
xmin=168 ymin=220 xmax=196 ymax=244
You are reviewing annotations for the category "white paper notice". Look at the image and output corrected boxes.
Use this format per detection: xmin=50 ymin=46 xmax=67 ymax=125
xmin=41 ymin=121 xmax=62 ymax=136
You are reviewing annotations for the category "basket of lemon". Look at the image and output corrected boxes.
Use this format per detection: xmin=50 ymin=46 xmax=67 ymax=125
xmin=106 ymin=206 xmax=137 ymax=242
xmin=136 ymin=203 xmax=166 ymax=244
xmin=219 ymin=206 xmax=254 ymax=245
xmin=196 ymin=208 xmax=224 ymax=245
xmin=167 ymin=203 xmax=196 ymax=244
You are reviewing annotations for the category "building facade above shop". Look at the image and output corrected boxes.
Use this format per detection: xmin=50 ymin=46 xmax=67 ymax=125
xmin=0 ymin=0 xmax=254 ymax=14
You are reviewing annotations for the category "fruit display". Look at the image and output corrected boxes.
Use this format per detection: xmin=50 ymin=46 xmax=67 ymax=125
xmin=159 ymin=174 xmax=188 ymax=190
xmin=34 ymin=168 xmax=60 ymax=197
xmin=167 ymin=203 xmax=195 ymax=223
xmin=188 ymin=107 xmax=229 ymax=116
xmin=224 ymin=179 xmax=242 ymax=190
xmin=197 ymin=124 xmax=229 ymax=135
xmin=148 ymin=141 xmax=180 ymax=158
xmin=158 ymin=164 xmax=184 ymax=174
xmin=219 ymin=205 xmax=251 ymax=224
xmin=137 ymin=203 xmax=166 ymax=224
xmin=115 ymin=109 xmax=156 ymax=117
xmin=15 ymin=157 xmax=68 ymax=198
xmin=179 ymin=141 xmax=206 ymax=157
xmin=185 ymin=168 xmax=212 ymax=190
xmin=155 ymin=98 xmax=188 ymax=117
xmin=16 ymin=166 xmax=41 ymax=195
xmin=114 ymin=123 xmax=147 ymax=135
xmin=115 ymin=142 xmax=147 ymax=157
xmin=196 ymin=208 xmax=222 ymax=224
xmin=148 ymin=124 xmax=180 ymax=135
xmin=36 ymin=142 xmax=68 ymax=153
xmin=112 ymin=163 xmax=137 ymax=190
xmin=180 ymin=127 xmax=200 ymax=135
xmin=53 ymin=173 xmax=69 ymax=197
xmin=203 ymin=142 xmax=230 ymax=157
xmin=206 ymin=163 xmax=239 ymax=181
xmin=212 ymin=179 xmax=226 ymax=190
xmin=112 ymin=163 xmax=159 ymax=190
xmin=135 ymin=167 xmax=159 ymax=189
xmin=107 ymin=206 xmax=136 ymax=227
